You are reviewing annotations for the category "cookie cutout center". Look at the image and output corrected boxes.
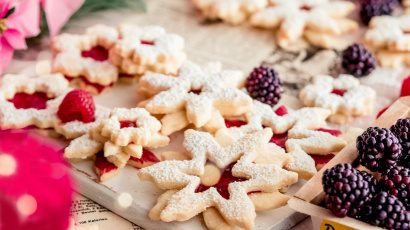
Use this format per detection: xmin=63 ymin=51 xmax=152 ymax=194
xmin=120 ymin=120 xmax=138 ymax=129
xmin=270 ymin=133 xmax=288 ymax=149
xmin=95 ymin=152 xmax=118 ymax=174
xmin=188 ymin=89 xmax=202 ymax=95
xmin=64 ymin=76 xmax=113 ymax=93
xmin=9 ymin=92 xmax=53 ymax=110
xmin=331 ymin=88 xmax=347 ymax=97
xmin=195 ymin=163 xmax=246 ymax=199
xmin=81 ymin=45 xmax=109 ymax=62
xmin=225 ymin=120 xmax=247 ymax=128
xmin=129 ymin=148 xmax=160 ymax=168
xmin=300 ymin=5 xmax=312 ymax=11
xmin=140 ymin=40 xmax=155 ymax=46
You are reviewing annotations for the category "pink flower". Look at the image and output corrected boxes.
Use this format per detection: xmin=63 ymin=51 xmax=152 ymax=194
xmin=0 ymin=0 xmax=40 ymax=74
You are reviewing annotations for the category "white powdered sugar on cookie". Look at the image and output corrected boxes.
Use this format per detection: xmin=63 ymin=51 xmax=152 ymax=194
xmin=192 ymin=0 xmax=268 ymax=24
xmin=364 ymin=15 xmax=410 ymax=67
xmin=53 ymin=24 xmax=119 ymax=92
xmin=299 ymin=75 xmax=376 ymax=124
xmin=109 ymin=24 xmax=186 ymax=76
xmin=65 ymin=107 xmax=168 ymax=177
xmin=216 ymin=101 xmax=347 ymax=179
xmin=0 ymin=73 xmax=71 ymax=129
xmin=250 ymin=0 xmax=358 ymax=49
xmin=139 ymin=61 xmax=252 ymax=135
xmin=139 ymin=129 xmax=298 ymax=229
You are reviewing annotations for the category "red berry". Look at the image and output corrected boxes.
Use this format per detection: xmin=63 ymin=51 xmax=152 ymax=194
xmin=57 ymin=89 xmax=96 ymax=123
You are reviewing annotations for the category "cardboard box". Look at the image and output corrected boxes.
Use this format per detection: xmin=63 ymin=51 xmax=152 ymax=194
xmin=288 ymin=96 xmax=410 ymax=230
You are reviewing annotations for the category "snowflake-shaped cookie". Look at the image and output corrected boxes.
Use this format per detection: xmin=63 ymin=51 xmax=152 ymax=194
xmin=299 ymin=75 xmax=376 ymax=124
xmin=109 ymin=24 xmax=186 ymax=76
xmin=65 ymin=108 xmax=169 ymax=170
xmin=139 ymin=61 xmax=252 ymax=135
xmin=192 ymin=0 xmax=268 ymax=24
xmin=53 ymin=24 xmax=119 ymax=94
xmin=365 ymin=15 xmax=410 ymax=52
xmin=139 ymin=129 xmax=298 ymax=229
xmin=250 ymin=0 xmax=358 ymax=49
xmin=216 ymin=101 xmax=347 ymax=179
xmin=0 ymin=73 xmax=71 ymax=129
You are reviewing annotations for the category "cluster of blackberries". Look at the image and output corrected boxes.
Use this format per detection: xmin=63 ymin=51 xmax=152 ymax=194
xmin=323 ymin=118 xmax=410 ymax=229
xmin=246 ymin=66 xmax=283 ymax=107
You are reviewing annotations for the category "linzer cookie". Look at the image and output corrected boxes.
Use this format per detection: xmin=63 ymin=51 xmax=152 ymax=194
xmin=139 ymin=129 xmax=298 ymax=229
xmin=109 ymin=24 xmax=186 ymax=77
xmin=216 ymin=101 xmax=347 ymax=179
xmin=250 ymin=0 xmax=358 ymax=49
xmin=192 ymin=0 xmax=268 ymax=24
xmin=138 ymin=61 xmax=253 ymax=135
xmin=64 ymin=107 xmax=168 ymax=181
xmin=0 ymin=73 xmax=71 ymax=129
xmin=53 ymin=24 xmax=120 ymax=94
xmin=364 ymin=15 xmax=410 ymax=68
xmin=299 ymin=74 xmax=376 ymax=124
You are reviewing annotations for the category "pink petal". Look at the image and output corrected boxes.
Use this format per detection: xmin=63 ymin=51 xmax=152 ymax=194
xmin=0 ymin=38 xmax=14 ymax=75
xmin=0 ymin=1 xmax=11 ymax=18
xmin=3 ymin=28 xmax=27 ymax=49
xmin=43 ymin=0 xmax=84 ymax=36
xmin=8 ymin=0 xmax=40 ymax=38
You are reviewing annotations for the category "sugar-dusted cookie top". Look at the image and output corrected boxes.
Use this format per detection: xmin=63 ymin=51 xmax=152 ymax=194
xmin=139 ymin=129 xmax=298 ymax=229
xmin=53 ymin=24 xmax=120 ymax=93
xmin=299 ymin=74 xmax=376 ymax=120
xmin=139 ymin=61 xmax=253 ymax=134
xmin=109 ymin=24 xmax=186 ymax=76
xmin=0 ymin=73 xmax=71 ymax=129
xmin=365 ymin=15 xmax=410 ymax=52
xmin=217 ymin=101 xmax=347 ymax=179
xmin=250 ymin=0 xmax=358 ymax=48
xmin=192 ymin=0 xmax=268 ymax=24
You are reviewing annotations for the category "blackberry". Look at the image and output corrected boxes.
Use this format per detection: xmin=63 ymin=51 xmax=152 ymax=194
xmin=342 ymin=43 xmax=376 ymax=77
xmin=360 ymin=192 xmax=410 ymax=230
xmin=360 ymin=0 xmax=398 ymax=25
xmin=322 ymin=163 xmax=377 ymax=218
xmin=357 ymin=127 xmax=402 ymax=172
xmin=246 ymin=66 xmax=283 ymax=106
xmin=380 ymin=166 xmax=410 ymax=209
xmin=391 ymin=118 xmax=410 ymax=167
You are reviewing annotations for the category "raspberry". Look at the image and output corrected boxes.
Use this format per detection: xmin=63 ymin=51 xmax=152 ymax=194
xmin=360 ymin=0 xmax=398 ymax=25
xmin=357 ymin=127 xmax=402 ymax=172
xmin=391 ymin=118 xmax=410 ymax=167
xmin=380 ymin=166 xmax=410 ymax=209
xmin=245 ymin=66 xmax=283 ymax=106
xmin=359 ymin=192 xmax=410 ymax=230
xmin=57 ymin=89 xmax=96 ymax=123
xmin=322 ymin=163 xmax=377 ymax=218
xmin=342 ymin=43 xmax=376 ymax=77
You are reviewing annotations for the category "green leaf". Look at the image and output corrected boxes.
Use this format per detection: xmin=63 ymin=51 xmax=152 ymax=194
xmin=71 ymin=0 xmax=146 ymax=19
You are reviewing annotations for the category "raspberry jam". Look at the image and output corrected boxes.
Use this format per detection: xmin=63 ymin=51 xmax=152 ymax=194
xmin=120 ymin=120 xmax=138 ymax=128
xmin=270 ymin=133 xmax=288 ymax=149
xmin=195 ymin=163 xmax=245 ymax=199
xmin=311 ymin=154 xmax=335 ymax=167
xmin=331 ymin=89 xmax=347 ymax=97
xmin=9 ymin=92 xmax=52 ymax=110
xmin=129 ymin=148 xmax=160 ymax=168
xmin=94 ymin=152 xmax=117 ymax=174
xmin=65 ymin=76 xmax=113 ymax=94
xmin=140 ymin=40 xmax=155 ymax=46
xmin=81 ymin=45 xmax=109 ymax=62
xmin=300 ymin=5 xmax=312 ymax=11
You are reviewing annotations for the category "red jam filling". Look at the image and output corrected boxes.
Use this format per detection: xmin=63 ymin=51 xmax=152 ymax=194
xmin=331 ymin=89 xmax=347 ymax=97
xmin=195 ymin=163 xmax=245 ymax=199
xmin=275 ymin=105 xmax=288 ymax=116
xmin=94 ymin=152 xmax=117 ymax=174
xmin=129 ymin=148 xmax=160 ymax=168
xmin=316 ymin=128 xmax=342 ymax=137
xmin=270 ymin=133 xmax=288 ymax=149
xmin=311 ymin=154 xmax=335 ymax=166
xmin=300 ymin=5 xmax=312 ymax=11
xmin=81 ymin=45 xmax=109 ymax=62
xmin=225 ymin=120 xmax=247 ymax=128
xmin=9 ymin=92 xmax=53 ymax=110
xmin=65 ymin=76 xmax=113 ymax=94
xmin=140 ymin=40 xmax=155 ymax=46
xmin=120 ymin=120 xmax=138 ymax=128
xmin=400 ymin=75 xmax=410 ymax=97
